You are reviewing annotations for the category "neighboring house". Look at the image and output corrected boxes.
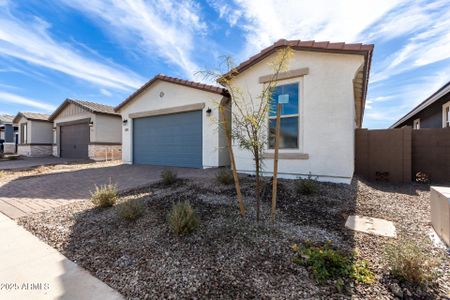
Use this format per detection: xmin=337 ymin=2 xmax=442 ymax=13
xmin=49 ymin=99 xmax=122 ymax=160
xmin=13 ymin=112 xmax=53 ymax=157
xmin=391 ymin=81 xmax=450 ymax=129
xmin=0 ymin=114 xmax=18 ymax=154
xmin=115 ymin=74 xmax=230 ymax=168
xmin=222 ymin=39 xmax=373 ymax=184
xmin=116 ymin=39 xmax=373 ymax=184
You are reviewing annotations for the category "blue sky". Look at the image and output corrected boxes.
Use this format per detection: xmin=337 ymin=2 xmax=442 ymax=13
xmin=0 ymin=0 xmax=449 ymax=128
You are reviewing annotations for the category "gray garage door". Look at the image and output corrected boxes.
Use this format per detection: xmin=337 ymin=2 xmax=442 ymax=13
xmin=133 ymin=110 xmax=202 ymax=168
xmin=60 ymin=123 xmax=89 ymax=159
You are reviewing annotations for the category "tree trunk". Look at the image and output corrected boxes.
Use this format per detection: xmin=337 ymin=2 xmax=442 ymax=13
xmin=220 ymin=106 xmax=245 ymax=217
xmin=271 ymin=103 xmax=282 ymax=223
xmin=255 ymin=150 xmax=261 ymax=222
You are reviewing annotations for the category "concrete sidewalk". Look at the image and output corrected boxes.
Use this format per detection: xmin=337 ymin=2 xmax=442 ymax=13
xmin=0 ymin=213 xmax=123 ymax=300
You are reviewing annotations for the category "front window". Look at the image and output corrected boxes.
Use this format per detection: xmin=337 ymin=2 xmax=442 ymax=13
xmin=268 ymin=83 xmax=299 ymax=149
xmin=20 ymin=123 xmax=27 ymax=144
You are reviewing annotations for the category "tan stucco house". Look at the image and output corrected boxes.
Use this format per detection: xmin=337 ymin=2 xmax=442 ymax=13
xmin=49 ymin=99 xmax=122 ymax=160
xmin=116 ymin=39 xmax=373 ymax=184
xmin=222 ymin=39 xmax=373 ymax=183
xmin=13 ymin=112 xmax=53 ymax=157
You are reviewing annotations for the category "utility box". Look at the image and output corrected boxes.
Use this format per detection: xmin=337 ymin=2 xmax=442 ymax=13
xmin=431 ymin=186 xmax=450 ymax=247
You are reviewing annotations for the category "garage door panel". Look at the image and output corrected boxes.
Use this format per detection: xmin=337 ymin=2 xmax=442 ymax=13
xmin=60 ymin=122 xmax=89 ymax=159
xmin=133 ymin=110 xmax=202 ymax=168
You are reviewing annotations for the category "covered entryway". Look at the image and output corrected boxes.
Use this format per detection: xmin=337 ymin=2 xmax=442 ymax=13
xmin=60 ymin=123 xmax=89 ymax=158
xmin=133 ymin=110 xmax=202 ymax=168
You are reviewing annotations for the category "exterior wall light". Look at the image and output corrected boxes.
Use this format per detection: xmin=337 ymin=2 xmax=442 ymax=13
xmin=89 ymin=121 xmax=94 ymax=127
xmin=122 ymin=119 xmax=128 ymax=125
xmin=206 ymin=107 xmax=212 ymax=116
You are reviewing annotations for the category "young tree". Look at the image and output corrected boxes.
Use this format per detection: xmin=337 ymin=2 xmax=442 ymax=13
xmin=202 ymin=46 xmax=293 ymax=222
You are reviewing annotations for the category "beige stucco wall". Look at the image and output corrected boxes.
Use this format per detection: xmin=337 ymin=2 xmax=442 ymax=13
xmin=16 ymin=116 xmax=30 ymax=144
xmin=119 ymin=80 xmax=229 ymax=168
xmin=93 ymin=114 xmax=121 ymax=143
xmin=29 ymin=120 xmax=53 ymax=144
xmin=229 ymin=50 xmax=365 ymax=184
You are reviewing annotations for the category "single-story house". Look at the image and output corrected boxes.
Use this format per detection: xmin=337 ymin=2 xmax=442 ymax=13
xmin=49 ymin=99 xmax=122 ymax=160
xmin=115 ymin=74 xmax=230 ymax=168
xmin=391 ymin=81 xmax=450 ymax=129
xmin=13 ymin=112 xmax=53 ymax=157
xmin=0 ymin=114 xmax=18 ymax=154
xmin=222 ymin=39 xmax=373 ymax=184
xmin=116 ymin=39 xmax=373 ymax=184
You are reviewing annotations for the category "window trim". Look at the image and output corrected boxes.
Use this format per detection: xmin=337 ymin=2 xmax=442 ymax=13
xmin=20 ymin=123 xmax=28 ymax=144
xmin=265 ymin=78 xmax=304 ymax=153
xmin=442 ymin=101 xmax=450 ymax=128
xmin=413 ymin=118 xmax=420 ymax=130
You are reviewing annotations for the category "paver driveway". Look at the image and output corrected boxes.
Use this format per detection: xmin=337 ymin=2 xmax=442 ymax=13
xmin=0 ymin=164 xmax=217 ymax=219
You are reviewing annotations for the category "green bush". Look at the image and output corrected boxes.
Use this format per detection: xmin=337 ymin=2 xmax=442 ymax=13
xmin=161 ymin=169 xmax=177 ymax=186
xmin=296 ymin=178 xmax=318 ymax=195
xmin=117 ymin=198 xmax=145 ymax=221
xmin=292 ymin=241 xmax=374 ymax=284
xmin=7 ymin=156 xmax=18 ymax=160
xmin=90 ymin=182 xmax=118 ymax=207
xmin=168 ymin=201 xmax=199 ymax=235
xmin=384 ymin=239 xmax=438 ymax=284
xmin=216 ymin=168 xmax=234 ymax=185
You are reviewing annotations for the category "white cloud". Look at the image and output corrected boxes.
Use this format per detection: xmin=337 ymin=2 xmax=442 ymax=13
xmin=221 ymin=0 xmax=402 ymax=57
xmin=60 ymin=0 xmax=207 ymax=78
xmin=0 ymin=6 xmax=144 ymax=91
xmin=0 ymin=91 xmax=56 ymax=111
xmin=100 ymin=88 xmax=112 ymax=97
xmin=368 ymin=0 xmax=450 ymax=82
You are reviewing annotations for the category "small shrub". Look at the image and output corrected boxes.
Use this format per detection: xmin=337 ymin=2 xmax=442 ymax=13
xmin=292 ymin=241 xmax=374 ymax=284
xmin=7 ymin=156 xmax=18 ymax=160
xmin=216 ymin=168 xmax=234 ymax=185
xmin=161 ymin=169 xmax=177 ymax=186
xmin=296 ymin=178 xmax=318 ymax=195
xmin=167 ymin=201 xmax=199 ymax=235
xmin=90 ymin=182 xmax=118 ymax=207
xmin=415 ymin=171 xmax=430 ymax=183
xmin=384 ymin=239 xmax=438 ymax=284
xmin=117 ymin=198 xmax=145 ymax=221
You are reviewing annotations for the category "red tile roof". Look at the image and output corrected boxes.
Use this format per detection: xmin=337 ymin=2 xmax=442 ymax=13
xmin=222 ymin=39 xmax=373 ymax=79
xmin=115 ymin=74 xmax=229 ymax=111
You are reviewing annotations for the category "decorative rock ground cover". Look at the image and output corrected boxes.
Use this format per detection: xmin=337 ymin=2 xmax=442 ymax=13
xmin=18 ymin=177 xmax=449 ymax=299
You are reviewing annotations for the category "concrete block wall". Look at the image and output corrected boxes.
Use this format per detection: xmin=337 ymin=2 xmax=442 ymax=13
xmin=18 ymin=145 xmax=52 ymax=157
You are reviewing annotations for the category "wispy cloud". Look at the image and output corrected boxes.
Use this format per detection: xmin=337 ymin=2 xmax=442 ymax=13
xmin=0 ymin=4 xmax=143 ymax=91
xmin=211 ymin=0 xmax=401 ymax=58
xmin=0 ymin=91 xmax=56 ymax=111
xmin=369 ymin=0 xmax=450 ymax=82
xmin=60 ymin=0 xmax=207 ymax=78
xmin=100 ymin=88 xmax=112 ymax=97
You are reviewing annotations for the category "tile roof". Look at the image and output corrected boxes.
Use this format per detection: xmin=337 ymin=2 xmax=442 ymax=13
xmin=49 ymin=98 xmax=119 ymax=121
xmin=115 ymin=74 xmax=229 ymax=111
xmin=13 ymin=112 xmax=50 ymax=123
xmin=390 ymin=80 xmax=450 ymax=128
xmin=0 ymin=114 xmax=14 ymax=124
xmin=222 ymin=39 xmax=374 ymax=79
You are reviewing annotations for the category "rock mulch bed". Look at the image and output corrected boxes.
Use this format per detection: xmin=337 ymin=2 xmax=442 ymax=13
xmin=18 ymin=177 xmax=449 ymax=299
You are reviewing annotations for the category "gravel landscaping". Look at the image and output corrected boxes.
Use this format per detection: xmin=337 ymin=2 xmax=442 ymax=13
xmin=18 ymin=176 xmax=449 ymax=299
